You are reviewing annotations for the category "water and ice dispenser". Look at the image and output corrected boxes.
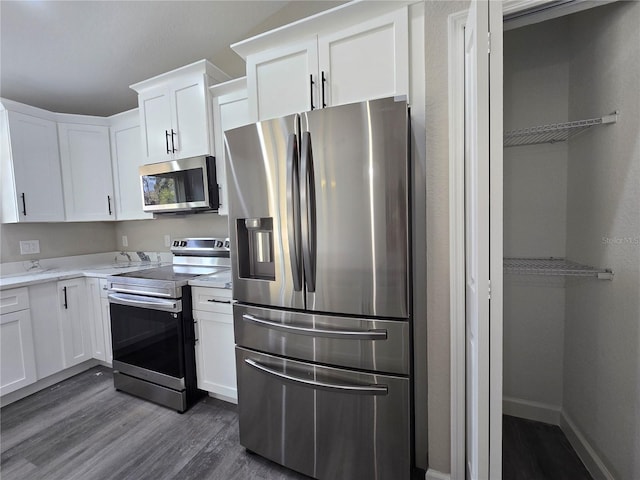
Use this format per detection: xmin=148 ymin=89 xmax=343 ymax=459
xmin=236 ymin=217 xmax=275 ymax=281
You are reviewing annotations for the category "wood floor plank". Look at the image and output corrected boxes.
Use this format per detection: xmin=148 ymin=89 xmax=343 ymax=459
xmin=503 ymin=415 xmax=593 ymax=480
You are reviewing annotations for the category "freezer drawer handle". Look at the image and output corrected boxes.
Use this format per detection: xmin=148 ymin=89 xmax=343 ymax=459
xmin=242 ymin=313 xmax=387 ymax=340
xmin=244 ymin=358 xmax=388 ymax=396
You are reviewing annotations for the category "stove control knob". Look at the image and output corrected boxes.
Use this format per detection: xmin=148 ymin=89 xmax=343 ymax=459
xmin=215 ymin=240 xmax=223 ymax=248
xmin=180 ymin=241 xmax=187 ymax=247
xmin=224 ymin=239 xmax=230 ymax=249
xmin=172 ymin=240 xmax=179 ymax=247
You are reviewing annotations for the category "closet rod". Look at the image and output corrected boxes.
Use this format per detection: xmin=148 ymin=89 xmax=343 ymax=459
xmin=504 ymin=111 xmax=618 ymax=147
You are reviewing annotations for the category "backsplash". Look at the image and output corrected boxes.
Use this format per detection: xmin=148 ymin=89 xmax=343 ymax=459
xmin=114 ymin=214 xmax=230 ymax=252
xmin=0 ymin=214 xmax=229 ymax=265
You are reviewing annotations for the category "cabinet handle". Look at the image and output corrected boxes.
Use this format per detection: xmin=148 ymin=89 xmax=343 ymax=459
xmin=207 ymin=298 xmax=231 ymax=304
xmin=107 ymin=195 xmax=112 ymax=215
xmin=165 ymin=130 xmax=171 ymax=154
xmin=309 ymin=74 xmax=315 ymax=110
xmin=20 ymin=193 xmax=27 ymax=216
xmin=63 ymin=286 xmax=68 ymax=309
xmin=321 ymin=71 xmax=327 ymax=108
xmin=170 ymin=129 xmax=176 ymax=153
xmin=194 ymin=320 xmax=198 ymax=343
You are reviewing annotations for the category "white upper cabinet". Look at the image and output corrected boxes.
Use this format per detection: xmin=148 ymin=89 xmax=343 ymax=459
xmin=317 ymin=9 xmax=409 ymax=108
xmin=247 ymin=40 xmax=318 ymax=121
xmin=131 ymin=60 xmax=230 ymax=164
xmin=210 ymin=77 xmax=250 ymax=216
xmin=58 ymin=121 xmax=115 ymax=221
xmin=236 ymin=3 xmax=410 ymax=122
xmin=109 ymin=109 xmax=152 ymax=220
xmin=0 ymin=102 xmax=66 ymax=223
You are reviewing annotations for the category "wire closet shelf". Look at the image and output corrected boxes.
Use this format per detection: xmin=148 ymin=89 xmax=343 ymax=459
xmin=504 ymin=257 xmax=614 ymax=280
xmin=503 ymin=112 xmax=618 ymax=147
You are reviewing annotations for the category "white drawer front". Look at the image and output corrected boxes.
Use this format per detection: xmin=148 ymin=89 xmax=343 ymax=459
xmin=192 ymin=287 xmax=232 ymax=314
xmin=0 ymin=287 xmax=29 ymax=315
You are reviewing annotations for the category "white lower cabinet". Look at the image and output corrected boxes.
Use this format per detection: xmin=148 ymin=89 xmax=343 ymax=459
xmin=192 ymin=287 xmax=237 ymax=402
xmin=0 ymin=288 xmax=36 ymax=396
xmin=28 ymin=282 xmax=65 ymax=379
xmin=57 ymin=278 xmax=92 ymax=368
xmin=87 ymin=278 xmax=112 ymax=364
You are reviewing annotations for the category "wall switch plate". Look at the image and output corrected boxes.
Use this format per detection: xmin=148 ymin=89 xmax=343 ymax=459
xmin=19 ymin=240 xmax=40 ymax=255
xmin=164 ymin=235 xmax=171 ymax=247
xmin=122 ymin=235 xmax=128 ymax=247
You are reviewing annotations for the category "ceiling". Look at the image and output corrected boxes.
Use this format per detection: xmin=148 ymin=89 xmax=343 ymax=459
xmin=0 ymin=0 xmax=344 ymax=117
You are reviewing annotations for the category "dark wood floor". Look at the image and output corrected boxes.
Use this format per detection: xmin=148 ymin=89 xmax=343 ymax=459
xmin=1 ymin=366 xmax=309 ymax=480
xmin=503 ymin=415 xmax=593 ymax=480
xmin=2 ymin=367 xmax=593 ymax=480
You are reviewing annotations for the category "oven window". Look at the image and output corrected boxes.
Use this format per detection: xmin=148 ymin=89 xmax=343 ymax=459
xmin=110 ymin=304 xmax=185 ymax=379
xmin=141 ymin=168 xmax=205 ymax=206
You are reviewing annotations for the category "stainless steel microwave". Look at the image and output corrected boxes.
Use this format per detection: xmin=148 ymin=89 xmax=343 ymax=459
xmin=139 ymin=156 xmax=219 ymax=214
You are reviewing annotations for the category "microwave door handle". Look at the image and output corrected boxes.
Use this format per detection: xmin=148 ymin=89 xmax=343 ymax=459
xmin=300 ymin=131 xmax=316 ymax=292
xmin=286 ymin=130 xmax=303 ymax=292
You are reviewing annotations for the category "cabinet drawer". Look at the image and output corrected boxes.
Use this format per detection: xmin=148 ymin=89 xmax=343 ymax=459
xmin=0 ymin=287 xmax=29 ymax=315
xmin=99 ymin=279 xmax=109 ymax=298
xmin=192 ymin=287 xmax=232 ymax=314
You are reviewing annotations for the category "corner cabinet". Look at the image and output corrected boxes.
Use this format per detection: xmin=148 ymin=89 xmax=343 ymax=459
xmin=131 ymin=59 xmax=230 ymax=164
xmin=241 ymin=6 xmax=409 ymax=122
xmin=192 ymin=287 xmax=237 ymax=403
xmin=58 ymin=121 xmax=115 ymax=221
xmin=0 ymin=102 xmax=66 ymax=223
xmin=210 ymin=78 xmax=250 ymax=216
xmin=86 ymin=278 xmax=113 ymax=364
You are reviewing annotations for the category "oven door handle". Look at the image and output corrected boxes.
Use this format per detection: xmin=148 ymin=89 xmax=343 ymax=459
xmin=108 ymin=292 xmax=182 ymax=313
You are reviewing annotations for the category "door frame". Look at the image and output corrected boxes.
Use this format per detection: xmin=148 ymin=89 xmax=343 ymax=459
xmin=448 ymin=0 xmax=615 ymax=478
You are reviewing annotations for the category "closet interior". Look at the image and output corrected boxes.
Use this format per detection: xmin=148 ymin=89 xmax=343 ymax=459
xmin=502 ymin=2 xmax=639 ymax=479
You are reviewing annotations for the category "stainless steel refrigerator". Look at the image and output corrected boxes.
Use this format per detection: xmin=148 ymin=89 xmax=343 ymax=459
xmin=225 ymin=96 xmax=411 ymax=480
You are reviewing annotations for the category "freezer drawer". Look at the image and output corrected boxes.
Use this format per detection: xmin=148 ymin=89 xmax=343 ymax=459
xmin=236 ymin=347 xmax=410 ymax=480
xmin=234 ymin=304 xmax=410 ymax=375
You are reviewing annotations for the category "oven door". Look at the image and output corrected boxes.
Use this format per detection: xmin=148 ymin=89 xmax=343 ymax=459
xmin=109 ymin=293 xmax=187 ymax=390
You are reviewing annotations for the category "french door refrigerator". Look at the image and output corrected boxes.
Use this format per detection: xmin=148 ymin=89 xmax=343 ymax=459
xmin=225 ymin=96 xmax=411 ymax=480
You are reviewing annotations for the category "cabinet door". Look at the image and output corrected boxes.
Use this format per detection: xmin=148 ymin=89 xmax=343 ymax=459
xmin=318 ymin=8 xmax=409 ymax=107
xmin=86 ymin=278 xmax=106 ymax=362
xmin=0 ymin=309 xmax=37 ymax=395
xmin=57 ymin=279 xmax=92 ymax=368
xmin=247 ymin=39 xmax=318 ymax=121
xmin=194 ymin=309 xmax=237 ymax=402
xmin=213 ymin=87 xmax=249 ymax=216
xmin=170 ymin=75 xmax=212 ymax=159
xmin=58 ymin=123 xmax=115 ymax=221
xmin=28 ymin=282 xmax=65 ymax=379
xmin=101 ymin=297 xmax=112 ymax=365
xmin=3 ymin=111 xmax=65 ymax=222
xmin=110 ymin=110 xmax=152 ymax=220
xmin=138 ymin=86 xmax=173 ymax=163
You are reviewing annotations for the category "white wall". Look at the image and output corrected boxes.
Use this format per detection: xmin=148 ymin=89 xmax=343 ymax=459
xmin=423 ymin=1 xmax=469 ymax=473
xmin=503 ymin=17 xmax=570 ymax=414
xmin=564 ymin=2 xmax=640 ymax=479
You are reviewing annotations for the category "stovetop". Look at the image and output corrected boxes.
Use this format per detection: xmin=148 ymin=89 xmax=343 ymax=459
xmin=114 ymin=265 xmax=228 ymax=283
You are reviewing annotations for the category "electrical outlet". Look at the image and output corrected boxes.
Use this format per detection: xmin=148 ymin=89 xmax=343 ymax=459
xmin=19 ymin=240 xmax=40 ymax=255
xmin=122 ymin=235 xmax=128 ymax=247
xmin=164 ymin=235 xmax=171 ymax=247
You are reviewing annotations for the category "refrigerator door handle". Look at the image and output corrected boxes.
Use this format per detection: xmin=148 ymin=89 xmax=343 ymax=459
xmin=286 ymin=132 xmax=303 ymax=292
xmin=300 ymin=131 xmax=317 ymax=292
xmin=242 ymin=313 xmax=388 ymax=340
xmin=244 ymin=358 xmax=388 ymax=395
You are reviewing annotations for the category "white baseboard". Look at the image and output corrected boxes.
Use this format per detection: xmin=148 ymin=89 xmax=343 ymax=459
xmin=503 ymin=396 xmax=561 ymax=425
xmin=560 ymin=411 xmax=615 ymax=480
xmin=425 ymin=469 xmax=451 ymax=480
